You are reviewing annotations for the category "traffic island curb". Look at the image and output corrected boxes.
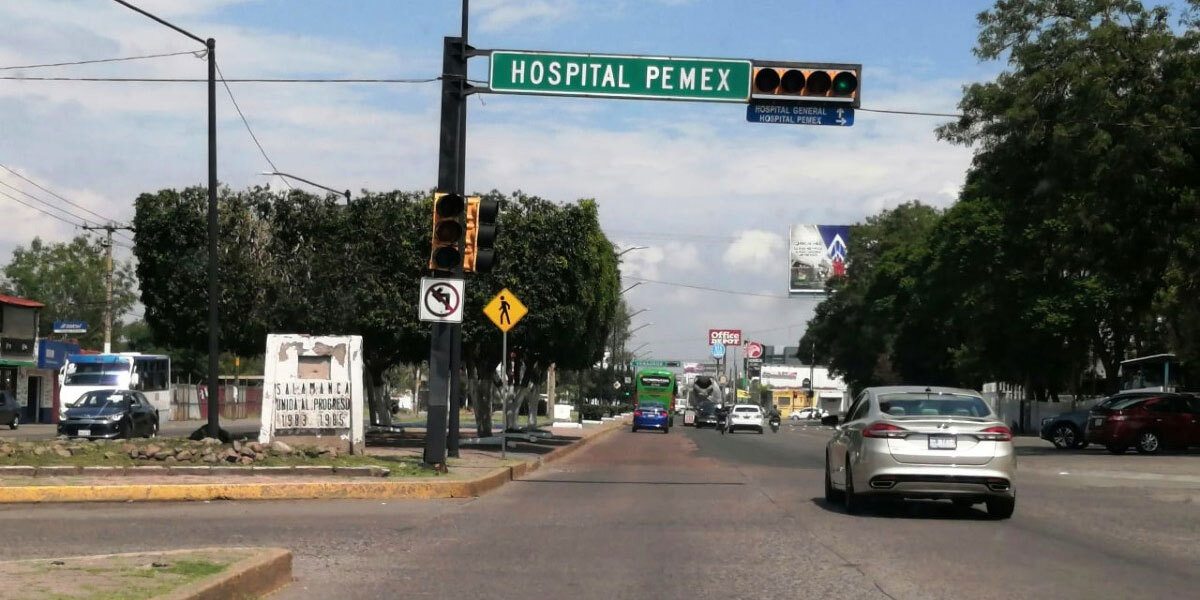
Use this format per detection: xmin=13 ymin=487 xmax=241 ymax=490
xmin=157 ymin=547 xmax=292 ymax=600
xmin=0 ymin=421 xmax=624 ymax=504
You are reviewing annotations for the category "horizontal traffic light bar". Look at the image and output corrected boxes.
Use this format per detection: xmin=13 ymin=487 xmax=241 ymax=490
xmin=750 ymin=61 xmax=861 ymax=107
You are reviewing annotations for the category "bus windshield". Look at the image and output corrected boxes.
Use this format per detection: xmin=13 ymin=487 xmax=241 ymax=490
xmin=63 ymin=360 xmax=130 ymax=386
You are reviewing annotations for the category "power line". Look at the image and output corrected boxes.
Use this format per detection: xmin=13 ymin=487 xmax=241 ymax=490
xmin=0 ymin=188 xmax=82 ymax=227
xmin=0 ymin=76 xmax=442 ymax=83
xmin=0 ymin=179 xmax=100 ymax=226
xmin=858 ymin=107 xmax=963 ymax=118
xmin=648 ymin=322 xmax=809 ymax=346
xmin=0 ymin=50 xmax=201 ymax=71
xmin=625 ymin=276 xmax=793 ymax=299
xmin=0 ymin=163 xmax=121 ymax=224
xmin=213 ymin=60 xmax=291 ymax=190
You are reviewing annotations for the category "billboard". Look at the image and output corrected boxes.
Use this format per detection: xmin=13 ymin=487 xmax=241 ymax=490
xmin=789 ymin=224 xmax=849 ymax=294
xmin=708 ymin=329 xmax=742 ymax=346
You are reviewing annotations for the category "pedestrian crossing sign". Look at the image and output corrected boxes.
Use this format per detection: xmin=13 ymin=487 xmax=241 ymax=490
xmin=484 ymin=288 xmax=527 ymax=332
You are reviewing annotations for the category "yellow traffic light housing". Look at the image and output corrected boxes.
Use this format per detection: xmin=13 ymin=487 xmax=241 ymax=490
xmin=751 ymin=62 xmax=860 ymax=107
xmin=429 ymin=192 xmax=466 ymax=271
xmin=464 ymin=196 xmax=499 ymax=273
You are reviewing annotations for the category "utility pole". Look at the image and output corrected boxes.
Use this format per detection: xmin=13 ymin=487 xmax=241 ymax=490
xmin=83 ymin=223 xmax=134 ymax=353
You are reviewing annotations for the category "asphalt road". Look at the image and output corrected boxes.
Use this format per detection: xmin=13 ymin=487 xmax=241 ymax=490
xmin=1 ymin=422 xmax=1198 ymax=599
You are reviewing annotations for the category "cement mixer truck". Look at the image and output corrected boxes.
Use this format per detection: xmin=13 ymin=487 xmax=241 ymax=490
xmin=686 ymin=376 xmax=724 ymax=427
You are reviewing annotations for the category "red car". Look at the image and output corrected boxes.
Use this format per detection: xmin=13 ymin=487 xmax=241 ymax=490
xmin=1086 ymin=393 xmax=1200 ymax=454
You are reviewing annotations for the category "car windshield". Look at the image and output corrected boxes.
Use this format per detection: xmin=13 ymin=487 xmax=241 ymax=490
xmin=877 ymin=392 xmax=991 ymax=418
xmin=70 ymin=392 xmax=128 ymax=409
xmin=1108 ymin=397 xmax=1151 ymax=410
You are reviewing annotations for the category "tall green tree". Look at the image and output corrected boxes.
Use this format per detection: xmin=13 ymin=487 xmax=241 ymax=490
xmin=1 ymin=235 xmax=136 ymax=350
xmin=936 ymin=0 xmax=1198 ymax=393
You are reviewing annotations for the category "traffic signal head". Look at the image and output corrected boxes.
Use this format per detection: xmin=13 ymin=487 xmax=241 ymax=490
xmin=429 ymin=192 xmax=465 ymax=271
xmin=751 ymin=62 xmax=860 ymax=107
xmin=464 ymin=196 xmax=500 ymax=273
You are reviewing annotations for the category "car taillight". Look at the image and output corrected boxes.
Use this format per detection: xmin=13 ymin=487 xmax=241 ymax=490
xmin=977 ymin=426 xmax=1012 ymax=441
xmin=863 ymin=422 xmax=908 ymax=438
xmin=634 ymin=410 xmax=642 ymax=417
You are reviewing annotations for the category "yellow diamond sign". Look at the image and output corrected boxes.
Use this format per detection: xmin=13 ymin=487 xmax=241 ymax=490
xmin=483 ymin=288 xmax=527 ymax=332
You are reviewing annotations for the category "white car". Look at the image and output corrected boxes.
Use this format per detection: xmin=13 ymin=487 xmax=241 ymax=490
xmin=727 ymin=404 xmax=764 ymax=434
xmin=790 ymin=407 xmax=829 ymax=421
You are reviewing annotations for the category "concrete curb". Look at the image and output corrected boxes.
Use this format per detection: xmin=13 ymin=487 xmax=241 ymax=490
xmin=157 ymin=547 xmax=292 ymax=600
xmin=0 ymin=421 xmax=623 ymax=504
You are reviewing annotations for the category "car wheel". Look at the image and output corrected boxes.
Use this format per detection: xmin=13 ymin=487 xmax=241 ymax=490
xmin=631 ymin=425 xmax=638 ymax=433
xmin=1106 ymin=444 xmax=1126 ymax=455
xmin=844 ymin=457 xmax=863 ymax=515
xmin=9 ymin=414 xmax=17 ymax=430
xmin=824 ymin=454 xmax=843 ymax=503
xmin=1050 ymin=424 xmax=1079 ymax=449
xmin=1136 ymin=431 xmax=1162 ymax=454
xmin=663 ymin=427 xmax=669 ymax=434
xmin=148 ymin=420 xmax=159 ymax=439
xmin=118 ymin=419 xmax=132 ymax=440
xmin=757 ymin=427 xmax=764 ymax=434
xmin=985 ymin=496 xmax=1015 ymax=519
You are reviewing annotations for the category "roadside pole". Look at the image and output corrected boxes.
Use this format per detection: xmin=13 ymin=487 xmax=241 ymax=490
xmin=500 ymin=329 xmax=507 ymax=459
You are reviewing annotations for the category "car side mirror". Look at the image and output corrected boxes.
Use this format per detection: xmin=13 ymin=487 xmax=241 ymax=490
xmin=820 ymin=415 xmax=839 ymax=427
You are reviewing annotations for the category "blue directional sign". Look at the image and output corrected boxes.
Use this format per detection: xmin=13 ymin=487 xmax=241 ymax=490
xmin=711 ymin=342 xmax=727 ymax=360
xmin=746 ymin=101 xmax=854 ymax=127
xmin=52 ymin=321 xmax=88 ymax=334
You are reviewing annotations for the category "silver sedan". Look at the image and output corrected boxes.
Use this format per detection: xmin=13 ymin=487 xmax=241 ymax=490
xmin=824 ymin=386 xmax=1016 ymax=519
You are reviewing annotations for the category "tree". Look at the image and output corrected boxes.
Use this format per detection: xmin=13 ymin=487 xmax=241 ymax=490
xmin=1 ymin=235 xmax=137 ymax=350
xmin=936 ymin=0 xmax=1198 ymax=394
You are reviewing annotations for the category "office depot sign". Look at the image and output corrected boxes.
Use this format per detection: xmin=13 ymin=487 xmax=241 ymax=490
xmin=708 ymin=329 xmax=742 ymax=346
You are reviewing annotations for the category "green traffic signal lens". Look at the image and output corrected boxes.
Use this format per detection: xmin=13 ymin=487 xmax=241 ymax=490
xmin=432 ymin=246 xmax=461 ymax=270
xmin=805 ymin=71 xmax=831 ymax=95
xmin=780 ymin=69 xmax=805 ymax=93
xmin=753 ymin=68 xmax=780 ymax=93
xmin=832 ymin=71 xmax=858 ymax=95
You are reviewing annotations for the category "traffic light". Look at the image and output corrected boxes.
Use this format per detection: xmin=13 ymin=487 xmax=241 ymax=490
xmin=464 ymin=196 xmax=499 ymax=273
xmin=751 ymin=62 xmax=861 ymax=107
xmin=429 ymin=192 xmax=466 ymax=271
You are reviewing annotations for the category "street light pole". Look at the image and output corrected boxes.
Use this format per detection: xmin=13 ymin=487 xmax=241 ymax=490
xmin=620 ymin=282 xmax=643 ymax=294
xmin=112 ymin=0 xmax=224 ymax=441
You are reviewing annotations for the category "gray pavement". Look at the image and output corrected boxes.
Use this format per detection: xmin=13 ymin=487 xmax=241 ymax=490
xmin=0 ymin=421 xmax=1197 ymax=599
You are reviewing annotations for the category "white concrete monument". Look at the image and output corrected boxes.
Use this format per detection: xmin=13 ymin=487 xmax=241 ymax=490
xmin=259 ymin=334 xmax=365 ymax=454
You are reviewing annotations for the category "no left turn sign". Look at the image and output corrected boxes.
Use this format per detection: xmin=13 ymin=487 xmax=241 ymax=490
xmin=419 ymin=277 xmax=465 ymax=323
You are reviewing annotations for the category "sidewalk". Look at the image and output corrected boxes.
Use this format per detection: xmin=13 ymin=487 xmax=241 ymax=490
xmin=0 ymin=420 xmax=623 ymax=503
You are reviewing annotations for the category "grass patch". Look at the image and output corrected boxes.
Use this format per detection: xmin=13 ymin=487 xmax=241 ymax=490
xmin=162 ymin=560 xmax=224 ymax=578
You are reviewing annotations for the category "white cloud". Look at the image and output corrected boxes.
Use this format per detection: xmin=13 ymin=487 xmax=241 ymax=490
xmin=475 ymin=0 xmax=576 ymax=33
xmin=723 ymin=230 xmax=784 ymax=274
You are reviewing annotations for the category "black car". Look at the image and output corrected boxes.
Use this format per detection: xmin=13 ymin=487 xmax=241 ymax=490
xmin=58 ymin=389 xmax=159 ymax=439
xmin=0 ymin=391 xmax=19 ymax=429
xmin=694 ymin=401 xmax=719 ymax=428
xmin=1039 ymin=392 xmax=1155 ymax=449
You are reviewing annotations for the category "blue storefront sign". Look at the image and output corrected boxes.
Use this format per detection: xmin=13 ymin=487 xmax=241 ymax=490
xmin=38 ymin=340 xmax=81 ymax=369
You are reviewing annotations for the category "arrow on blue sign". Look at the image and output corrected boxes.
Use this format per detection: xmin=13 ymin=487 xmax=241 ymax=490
xmin=746 ymin=101 xmax=854 ymax=127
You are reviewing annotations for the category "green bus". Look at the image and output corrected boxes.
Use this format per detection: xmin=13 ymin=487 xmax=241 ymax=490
xmin=635 ymin=369 xmax=677 ymax=425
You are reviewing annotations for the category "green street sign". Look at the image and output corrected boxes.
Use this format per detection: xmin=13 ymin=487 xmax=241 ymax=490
xmin=632 ymin=360 xmax=682 ymax=368
xmin=489 ymin=51 xmax=751 ymax=103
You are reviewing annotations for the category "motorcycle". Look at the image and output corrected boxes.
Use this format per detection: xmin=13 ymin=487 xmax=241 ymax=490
xmin=716 ymin=409 xmax=728 ymax=435
xmin=768 ymin=415 xmax=781 ymax=433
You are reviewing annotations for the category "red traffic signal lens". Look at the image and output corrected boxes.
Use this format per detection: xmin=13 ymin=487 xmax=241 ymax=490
xmin=434 ymin=220 xmax=462 ymax=243
xmin=805 ymin=71 xmax=831 ymax=95
xmin=432 ymin=246 xmax=461 ymax=270
xmin=435 ymin=193 xmax=465 ymax=217
xmin=754 ymin=68 xmax=780 ymax=93
xmin=832 ymin=71 xmax=858 ymax=95
xmin=780 ymin=69 xmax=805 ymax=93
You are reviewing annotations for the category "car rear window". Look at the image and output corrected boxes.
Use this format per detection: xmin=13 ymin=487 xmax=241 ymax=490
xmin=1108 ymin=397 xmax=1149 ymax=410
xmin=638 ymin=404 xmax=664 ymax=411
xmin=877 ymin=393 xmax=991 ymax=418
xmin=734 ymin=407 xmax=760 ymax=413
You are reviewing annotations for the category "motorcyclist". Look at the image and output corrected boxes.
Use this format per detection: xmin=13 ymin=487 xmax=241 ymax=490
xmin=715 ymin=404 xmax=730 ymax=434
xmin=767 ymin=405 xmax=782 ymax=433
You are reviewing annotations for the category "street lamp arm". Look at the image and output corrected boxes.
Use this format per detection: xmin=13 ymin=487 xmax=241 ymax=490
xmin=620 ymin=281 xmax=643 ymax=294
xmin=112 ymin=0 xmax=205 ymax=45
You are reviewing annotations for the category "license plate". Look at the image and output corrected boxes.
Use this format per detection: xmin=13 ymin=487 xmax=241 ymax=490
xmin=77 ymin=429 xmax=91 ymax=437
xmin=1092 ymin=418 xmax=1104 ymax=427
xmin=928 ymin=435 xmax=956 ymax=450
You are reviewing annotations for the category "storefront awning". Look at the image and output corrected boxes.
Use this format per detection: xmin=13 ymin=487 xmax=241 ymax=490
xmin=0 ymin=359 xmax=36 ymax=368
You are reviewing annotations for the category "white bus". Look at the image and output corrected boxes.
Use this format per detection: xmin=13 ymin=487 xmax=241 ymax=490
xmin=59 ymin=353 xmax=172 ymax=422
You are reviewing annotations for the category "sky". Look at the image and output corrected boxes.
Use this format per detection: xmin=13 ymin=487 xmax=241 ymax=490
xmin=0 ymin=0 xmax=1021 ymax=363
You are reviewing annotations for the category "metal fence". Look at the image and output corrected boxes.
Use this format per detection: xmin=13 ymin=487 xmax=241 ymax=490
xmin=171 ymin=384 xmax=262 ymax=421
